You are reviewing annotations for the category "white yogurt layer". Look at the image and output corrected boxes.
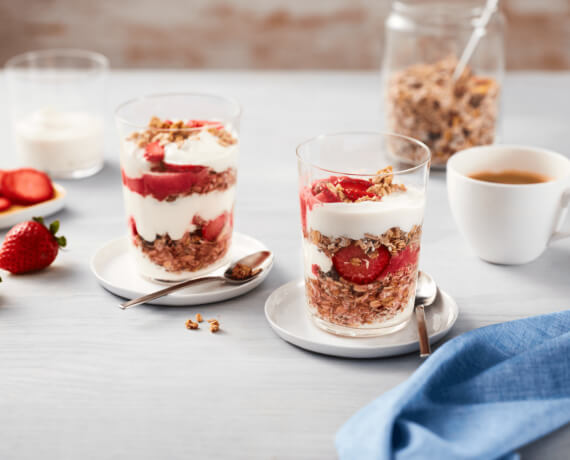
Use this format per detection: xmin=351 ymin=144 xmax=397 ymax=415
xmin=123 ymin=185 xmax=235 ymax=242
xmin=130 ymin=244 xmax=231 ymax=282
xmin=15 ymin=108 xmax=103 ymax=174
xmin=303 ymin=240 xmax=332 ymax=279
xmin=307 ymin=186 xmax=425 ymax=240
xmin=121 ymin=129 xmax=238 ymax=178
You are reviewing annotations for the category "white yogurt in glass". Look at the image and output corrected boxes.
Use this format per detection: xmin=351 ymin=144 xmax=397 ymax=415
xmin=15 ymin=108 xmax=104 ymax=178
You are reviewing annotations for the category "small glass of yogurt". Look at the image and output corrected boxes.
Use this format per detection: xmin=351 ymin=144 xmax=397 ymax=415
xmin=297 ymin=132 xmax=430 ymax=337
xmin=5 ymin=49 xmax=108 ymax=178
xmin=115 ymin=93 xmax=241 ymax=283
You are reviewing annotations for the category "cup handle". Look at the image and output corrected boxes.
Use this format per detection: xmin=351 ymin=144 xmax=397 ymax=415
xmin=549 ymin=188 xmax=570 ymax=244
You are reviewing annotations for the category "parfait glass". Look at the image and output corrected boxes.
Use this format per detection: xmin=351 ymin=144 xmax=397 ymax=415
xmin=297 ymin=132 xmax=430 ymax=337
xmin=115 ymin=93 xmax=241 ymax=283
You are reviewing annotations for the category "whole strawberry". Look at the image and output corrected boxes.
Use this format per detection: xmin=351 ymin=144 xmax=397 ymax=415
xmin=0 ymin=217 xmax=66 ymax=274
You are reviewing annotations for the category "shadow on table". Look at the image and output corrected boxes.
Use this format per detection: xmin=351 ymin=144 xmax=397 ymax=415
xmin=506 ymin=245 xmax=570 ymax=289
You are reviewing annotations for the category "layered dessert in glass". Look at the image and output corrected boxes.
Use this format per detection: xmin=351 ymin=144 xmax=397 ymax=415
xmin=115 ymin=93 xmax=240 ymax=282
xmin=297 ymin=133 xmax=430 ymax=337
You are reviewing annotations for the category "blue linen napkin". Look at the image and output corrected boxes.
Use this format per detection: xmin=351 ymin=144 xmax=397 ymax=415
xmin=336 ymin=310 xmax=570 ymax=460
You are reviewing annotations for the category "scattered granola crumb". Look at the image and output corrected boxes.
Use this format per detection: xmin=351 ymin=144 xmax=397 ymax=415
xmin=195 ymin=313 xmax=203 ymax=323
xmin=229 ymin=263 xmax=260 ymax=280
xmin=207 ymin=318 xmax=220 ymax=332
xmin=185 ymin=319 xmax=199 ymax=330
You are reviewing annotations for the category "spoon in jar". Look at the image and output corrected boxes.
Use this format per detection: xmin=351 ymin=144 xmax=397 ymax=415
xmin=452 ymin=0 xmax=500 ymax=81
xmin=415 ymin=271 xmax=438 ymax=358
xmin=119 ymin=250 xmax=273 ymax=309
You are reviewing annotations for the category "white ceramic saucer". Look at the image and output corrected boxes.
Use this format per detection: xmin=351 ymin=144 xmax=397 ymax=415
xmin=0 ymin=183 xmax=66 ymax=229
xmin=91 ymin=232 xmax=273 ymax=306
xmin=265 ymin=279 xmax=458 ymax=358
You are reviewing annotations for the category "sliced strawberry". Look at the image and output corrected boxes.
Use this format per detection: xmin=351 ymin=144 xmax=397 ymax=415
xmin=332 ymin=244 xmax=390 ymax=285
xmin=2 ymin=169 xmax=54 ymax=205
xmin=336 ymin=177 xmax=375 ymax=202
xmin=128 ymin=216 xmax=138 ymax=237
xmin=381 ymin=245 xmax=420 ymax=277
xmin=0 ymin=197 xmax=11 ymax=212
xmin=299 ymin=193 xmax=308 ymax=237
xmin=202 ymin=212 xmax=228 ymax=241
xmin=186 ymin=120 xmax=222 ymax=129
xmin=0 ymin=170 xmax=6 ymax=195
xmin=311 ymin=264 xmax=321 ymax=277
xmin=144 ymin=142 xmax=165 ymax=162
xmin=314 ymin=188 xmax=340 ymax=203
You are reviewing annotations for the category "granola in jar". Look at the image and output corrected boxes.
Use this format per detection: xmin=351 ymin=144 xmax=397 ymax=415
xmin=386 ymin=57 xmax=500 ymax=166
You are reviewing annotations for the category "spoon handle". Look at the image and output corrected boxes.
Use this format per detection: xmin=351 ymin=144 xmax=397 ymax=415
xmin=416 ymin=304 xmax=431 ymax=358
xmin=119 ymin=276 xmax=223 ymax=309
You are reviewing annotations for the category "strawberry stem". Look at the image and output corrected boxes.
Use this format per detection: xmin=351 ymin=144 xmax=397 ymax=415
xmin=33 ymin=216 xmax=66 ymax=248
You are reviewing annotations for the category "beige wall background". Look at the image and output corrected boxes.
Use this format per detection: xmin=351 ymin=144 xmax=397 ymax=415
xmin=1 ymin=0 xmax=569 ymax=70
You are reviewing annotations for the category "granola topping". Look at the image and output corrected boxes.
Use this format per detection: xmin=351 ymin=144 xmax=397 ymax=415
xmin=128 ymin=116 xmax=237 ymax=149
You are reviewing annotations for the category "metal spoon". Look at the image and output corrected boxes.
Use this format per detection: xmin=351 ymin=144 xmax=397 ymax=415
xmin=415 ymin=271 xmax=438 ymax=358
xmin=119 ymin=250 xmax=272 ymax=309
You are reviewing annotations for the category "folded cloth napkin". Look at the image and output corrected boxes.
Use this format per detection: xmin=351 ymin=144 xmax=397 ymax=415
xmin=336 ymin=310 xmax=570 ymax=460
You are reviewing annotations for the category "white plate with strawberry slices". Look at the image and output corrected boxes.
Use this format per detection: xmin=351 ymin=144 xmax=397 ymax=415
xmin=265 ymin=279 xmax=458 ymax=359
xmin=91 ymin=232 xmax=273 ymax=306
xmin=0 ymin=168 xmax=66 ymax=229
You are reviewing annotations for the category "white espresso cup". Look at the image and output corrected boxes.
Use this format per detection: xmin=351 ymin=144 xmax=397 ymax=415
xmin=447 ymin=145 xmax=570 ymax=264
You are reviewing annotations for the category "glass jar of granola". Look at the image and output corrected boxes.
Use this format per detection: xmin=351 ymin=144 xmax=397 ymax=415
xmin=383 ymin=0 xmax=505 ymax=167
xmin=297 ymin=132 xmax=430 ymax=337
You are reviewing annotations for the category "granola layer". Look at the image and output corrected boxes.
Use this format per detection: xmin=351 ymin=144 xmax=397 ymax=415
xmin=134 ymin=230 xmax=231 ymax=273
xmin=305 ymin=225 xmax=421 ymax=328
xmin=386 ymin=57 xmax=500 ymax=166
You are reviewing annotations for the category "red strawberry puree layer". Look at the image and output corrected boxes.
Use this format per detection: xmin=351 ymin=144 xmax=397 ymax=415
xmin=121 ymin=167 xmax=235 ymax=201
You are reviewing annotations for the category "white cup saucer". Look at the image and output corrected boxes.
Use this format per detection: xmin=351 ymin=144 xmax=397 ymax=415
xmin=91 ymin=232 xmax=273 ymax=306
xmin=265 ymin=279 xmax=458 ymax=359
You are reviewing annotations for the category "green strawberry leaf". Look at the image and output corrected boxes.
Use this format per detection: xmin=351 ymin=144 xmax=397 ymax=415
xmin=33 ymin=216 xmax=45 ymax=226
xmin=56 ymin=236 xmax=67 ymax=248
xmin=49 ymin=220 xmax=60 ymax=235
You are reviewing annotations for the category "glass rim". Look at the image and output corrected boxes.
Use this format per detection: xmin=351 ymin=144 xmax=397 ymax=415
xmin=114 ymin=92 xmax=242 ymax=131
xmin=5 ymin=48 xmax=109 ymax=72
xmin=296 ymin=131 xmax=431 ymax=177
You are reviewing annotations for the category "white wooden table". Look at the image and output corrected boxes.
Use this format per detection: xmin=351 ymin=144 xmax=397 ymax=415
xmin=0 ymin=71 xmax=569 ymax=460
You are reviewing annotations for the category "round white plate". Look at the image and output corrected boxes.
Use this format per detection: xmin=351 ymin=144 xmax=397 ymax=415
xmin=91 ymin=232 xmax=273 ymax=306
xmin=0 ymin=183 xmax=66 ymax=229
xmin=265 ymin=279 xmax=458 ymax=358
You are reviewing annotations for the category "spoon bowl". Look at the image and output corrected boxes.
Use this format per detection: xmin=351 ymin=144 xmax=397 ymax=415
xmin=119 ymin=250 xmax=273 ymax=309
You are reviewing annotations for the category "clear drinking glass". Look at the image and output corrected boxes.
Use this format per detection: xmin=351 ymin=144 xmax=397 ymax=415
xmin=383 ymin=0 xmax=505 ymax=167
xmin=5 ymin=49 xmax=108 ymax=178
xmin=115 ymin=93 xmax=241 ymax=283
xmin=297 ymin=132 xmax=430 ymax=337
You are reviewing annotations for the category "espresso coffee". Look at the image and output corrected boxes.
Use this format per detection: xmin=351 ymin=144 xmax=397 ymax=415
xmin=469 ymin=169 xmax=552 ymax=185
